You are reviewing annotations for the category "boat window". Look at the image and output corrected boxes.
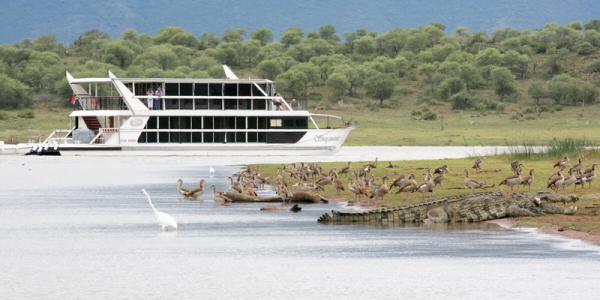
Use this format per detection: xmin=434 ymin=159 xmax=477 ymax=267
xmin=180 ymin=132 xmax=191 ymax=143
xmin=251 ymin=84 xmax=263 ymax=96
xmin=209 ymin=99 xmax=222 ymax=110
xmin=147 ymin=117 xmax=158 ymax=129
xmin=224 ymin=83 xmax=237 ymax=97
xmin=259 ymin=84 xmax=268 ymax=95
xmin=239 ymin=84 xmax=251 ymax=96
xmin=194 ymin=83 xmax=208 ymax=96
xmin=192 ymin=132 xmax=202 ymax=143
xmin=247 ymin=132 xmax=257 ymax=143
xmin=159 ymin=132 xmax=169 ymax=143
xmin=194 ymin=99 xmax=208 ymax=109
xmin=146 ymin=132 xmax=157 ymax=143
xmin=226 ymin=117 xmax=236 ymax=128
xmin=283 ymin=118 xmax=294 ymax=128
xmin=209 ymin=83 xmax=222 ymax=96
xmin=203 ymin=132 xmax=214 ymax=143
xmin=169 ymin=117 xmax=180 ymax=129
xmin=204 ymin=117 xmax=214 ymax=129
xmin=192 ymin=117 xmax=202 ymax=129
xmin=180 ymin=83 xmax=193 ymax=96
xmin=165 ymin=83 xmax=179 ymax=96
xmin=165 ymin=98 xmax=179 ymax=109
xmin=238 ymin=98 xmax=251 ymax=110
xmin=247 ymin=117 xmax=257 ymax=129
xmin=180 ymin=99 xmax=193 ymax=109
xmin=258 ymin=117 xmax=267 ymax=129
xmin=214 ymin=132 xmax=225 ymax=143
xmin=137 ymin=132 xmax=147 ymax=143
xmin=266 ymin=132 xmax=306 ymax=143
xmin=258 ymin=132 xmax=266 ymax=142
xmin=214 ymin=117 xmax=225 ymax=129
xmin=295 ymin=118 xmax=308 ymax=128
xmin=270 ymin=118 xmax=282 ymax=128
xmin=224 ymin=99 xmax=237 ymax=110
xmin=158 ymin=116 xmax=169 ymax=129
xmin=253 ymin=99 xmax=266 ymax=110
xmin=236 ymin=117 xmax=246 ymax=129
xmin=180 ymin=117 xmax=191 ymax=129
xmin=236 ymin=132 xmax=246 ymax=143
xmin=170 ymin=132 xmax=180 ymax=143
xmin=226 ymin=132 xmax=235 ymax=143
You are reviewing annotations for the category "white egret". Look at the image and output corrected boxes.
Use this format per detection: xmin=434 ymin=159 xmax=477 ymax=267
xmin=141 ymin=189 xmax=178 ymax=231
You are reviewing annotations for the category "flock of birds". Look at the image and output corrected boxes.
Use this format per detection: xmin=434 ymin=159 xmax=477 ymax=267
xmin=143 ymin=157 xmax=597 ymax=231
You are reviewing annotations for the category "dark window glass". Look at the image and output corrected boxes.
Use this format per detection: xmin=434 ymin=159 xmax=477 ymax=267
xmin=203 ymin=132 xmax=214 ymax=143
xmin=204 ymin=117 xmax=214 ymax=129
xmin=192 ymin=132 xmax=202 ymax=143
xmin=137 ymin=132 xmax=147 ymax=143
xmin=236 ymin=132 xmax=246 ymax=143
xmin=283 ymin=118 xmax=294 ymax=128
xmin=169 ymin=117 xmax=180 ymax=129
xmin=147 ymin=132 xmax=157 ymax=143
xmin=192 ymin=117 xmax=202 ymax=129
xmin=224 ymin=83 xmax=237 ymax=97
xmin=209 ymin=83 xmax=222 ymax=96
xmin=180 ymin=83 xmax=193 ymax=96
xmin=194 ymin=83 xmax=208 ymax=96
xmin=180 ymin=132 xmax=191 ymax=143
xmin=210 ymin=99 xmax=222 ymax=109
xmin=195 ymin=99 xmax=208 ymax=109
xmin=214 ymin=132 xmax=225 ymax=143
xmin=247 ymin=117 xmax=257 ymax=129
xmin=214 ymin=117 xmax=224 ymax=129
xmin=236 ymin=117 xmax=246 ymax=129
xmin=170 ymin=132 xmax=180 ymax=143
xmin=226 ymin=132 xmax=235 ymax=143
xmin=258 ymin=117 xmax=267 ymax=129
xmin=226 ymin=117 xmax=236 ymax=129
xmin=251 ymin=84 xmax=263 ymax=96
xmin=224 ymin=99 xmax=237 ymax=110
xmin=239 ymin=84 xmax=251 ymax=96
xmin=165 ymin=83 xmax=179 ymax=96
xmin=247 ymin=132 xmax=257 ymax=143
xmin=158 ymin=117 xmax=169 ymax=129
xmin=296 ymin=118 xmax=308 ymax=128
xmin=180 ymin=117 xmax=191 ymax=129
xmin=259 ymin=84 xmax=268 ymax=95
xmin=180 ymin=99 xmax=193 ymax=109
xmin=165 ymin=98 xmax=179 ymax=109
xmin=266 ymin=132 xmax=306 ymax=143
xmin=258 ymin=132 xmax=266 ymax=142
xmin=238 ymin=99 xmax=251 ymax=110
xmin=159 ymin=132 xmax=169 ymax=143
xmin=253 ymin=99 xmax=266 ymax=110
xmin=147 ymin=117 xmax=157 ymax=129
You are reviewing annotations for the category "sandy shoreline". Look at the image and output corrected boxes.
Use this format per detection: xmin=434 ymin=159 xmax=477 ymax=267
xmin=486 ymin=218 xmax=600 ymax=247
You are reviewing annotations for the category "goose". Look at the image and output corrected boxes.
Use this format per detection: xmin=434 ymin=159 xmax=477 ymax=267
xmin=211 ymin=185 xmax=232 ymax=205
xmin=176 ymin=178 xmax=190 ymax=195
xmin=553 ymin=156 xmax=569 ymax=168
xmin=339 ymin=162 xmax=351 ymax=175
xmin=561 ymin=168 xmax=578 ymax=191
xmin=395 ymin=174 xmax=417 ymax=194
xmin=499 ymin=171 xmax=523 ymax=193
xmin=433 ymin=165 xmax=449 ymax=175
xmin=413 ymin=180 xmax=433 ymax=200
xmin=389 ymin=175 xmax=408 ymax=190
xmin=369 ymin=176 xmax=389 ymax=202
xmin=571 ymin=158 xmax=583 ymax=173
xmin=433 ymin=173 xmax=445 ymax=187
xmin=386 ymin=161 xmax=399 ymax=168
xmin=582 ymin=163 xmax=597 ymax=176
xmin=472 ymin=159 xmax=482 ymax=172
xmin=577 ymin=165 xmax=597 ymax=189
xmin=141 ymin=189 xmax=177 ymax=231
xmin=519 ymin=169 xmax=535 ymax=192
xmin=228 ymin=176 xmax=243 ymax=193
xmin=510 ymin=160 xmax=522 ymax=174
xmin=366 ymin=157 xmax=378 ymax=169
xmin=333 ymin=178 xmax=345 ymax=194
xmin=290 ymin=204 xmax=302 ymax=213
xmin=463 ymin=169 xmax=486 ymax=190
xmin=547 ymin=171 xmax=565 ymax=191
xmin=182 ymin=179 xmax=206 ymax=199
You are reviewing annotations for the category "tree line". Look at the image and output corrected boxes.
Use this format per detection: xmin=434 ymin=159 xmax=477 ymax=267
xmin=1 ymin=21 xmax=600 ymax=111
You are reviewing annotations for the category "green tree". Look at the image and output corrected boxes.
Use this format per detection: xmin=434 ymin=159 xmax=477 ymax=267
xmin=102 ymin=40 xmax=135 ymax=68
xmin=354 ymin=35 xmax=377 ymax=56
xmin=528 ymin=81 xmax=547 ymax=116
xmin=131 ymin=45 xmax=178 ymax=70
xmin=223 ymin=29 xmax=246 ymax=43
xmin=366 ymin=73 xmax=395 ymax=106
xmin=319 ymin=25 xmax=339 ymax=42
xmin=154 ymin=27 xmax=198 ymax=48
xmin=281 ymin=28 xmax=304 ymax=47
xmin=251 ymin=28 xmax=274 ymax=46
xmin=0 ymin=74 xmax=31 ymax=108
xmin=438 ymin=77 xmax=465 ymax=100
xmin=490 ymin=66 xmax=518 ymax=98
xmin=276 ymin=69 xmax=308 ymax=97
xmin=257 ymin=59 xmax=283 ymax=79
xmin=475 ymin=48 xmax=503 ymax=66
xmin=327 ymin=72 xmax=350 ymax=102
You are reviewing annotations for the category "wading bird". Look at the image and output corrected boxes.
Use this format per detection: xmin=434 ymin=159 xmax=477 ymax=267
xmin=141 ymin=189 xmax=177 ymax=231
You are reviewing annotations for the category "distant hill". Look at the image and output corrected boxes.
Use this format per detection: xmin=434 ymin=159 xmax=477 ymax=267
xmin=1 ymin=0 xmax=599 ymax=43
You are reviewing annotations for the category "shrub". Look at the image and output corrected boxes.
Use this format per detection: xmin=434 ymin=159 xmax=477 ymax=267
xmin=451 ymin=93 xmax=476 ymax=110
xmin=411 ymin=108 xmax=437 ymax=120
xmin=0 ymin=111 xmax=8 ymax=120
xmin=17 ymin=110 xmax=35 ymax=119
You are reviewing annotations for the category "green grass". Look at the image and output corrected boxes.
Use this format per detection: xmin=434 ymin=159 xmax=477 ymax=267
xmin=0 ymin=103 xmax=72 ymax=143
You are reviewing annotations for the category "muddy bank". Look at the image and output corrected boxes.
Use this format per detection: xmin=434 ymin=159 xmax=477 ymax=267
xmin=486 ymin=219 xmax=600 ymax=247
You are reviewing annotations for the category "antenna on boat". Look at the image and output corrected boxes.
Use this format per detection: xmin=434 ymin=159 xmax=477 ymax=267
xmin=223 ymin=65 xmax=239 ymax=80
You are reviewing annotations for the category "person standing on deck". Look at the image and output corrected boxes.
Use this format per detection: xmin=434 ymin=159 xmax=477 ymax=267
xmin=155 ymin=86 xmax=163 ymax=110
xmin=146 ymin=88 xmax=154 ymax=110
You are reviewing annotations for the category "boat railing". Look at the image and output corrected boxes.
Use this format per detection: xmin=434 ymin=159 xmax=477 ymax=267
xmin=90 ymin=128 xmax=120 ymax=144
xmin=310 ymin=114 xmax=350 ymax=129
xmin=43 ymin=128 xmax=75 ymax=144
xmin=74 ymin=96 xmax=127 ymax=111
xmin=134 ymin=96 xmax=308 ymax=111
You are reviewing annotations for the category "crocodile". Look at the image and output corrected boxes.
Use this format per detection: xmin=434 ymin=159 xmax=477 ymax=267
xmin=317 ymin=191 xmax=578 ymax=225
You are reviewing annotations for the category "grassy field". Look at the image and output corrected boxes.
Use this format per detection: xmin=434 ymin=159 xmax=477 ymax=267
xmin=253 ymin=151 xmax=600 ymax=235
xmin=2 ymin=101 xmax=600 ymax=145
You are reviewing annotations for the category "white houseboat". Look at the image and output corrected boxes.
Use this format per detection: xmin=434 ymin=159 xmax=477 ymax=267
xmin=34 ymin=66 xmax=352 ymax=155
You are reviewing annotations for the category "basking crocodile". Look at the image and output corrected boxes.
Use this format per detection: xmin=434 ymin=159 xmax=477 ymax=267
xmin=317 ymin=192 xmax=578 ymax=225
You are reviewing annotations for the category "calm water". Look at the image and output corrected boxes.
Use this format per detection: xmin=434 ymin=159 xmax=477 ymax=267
xmin=2 ymin=152 xmax=600 ymax=299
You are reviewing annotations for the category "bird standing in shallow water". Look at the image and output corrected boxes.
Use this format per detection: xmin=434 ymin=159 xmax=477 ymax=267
xmin=142 ymin=189 xmax=177 ymax=231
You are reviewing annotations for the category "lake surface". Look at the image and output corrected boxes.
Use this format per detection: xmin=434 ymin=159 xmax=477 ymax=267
xmin=2 ymin=150 xmax=600 ymax=299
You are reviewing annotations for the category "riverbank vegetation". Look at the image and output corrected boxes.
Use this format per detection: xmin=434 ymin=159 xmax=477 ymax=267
xmin=253 ymin=149 xmax=600 ymax=236
xmin=3 ymin=21 xmax=600 ymax=143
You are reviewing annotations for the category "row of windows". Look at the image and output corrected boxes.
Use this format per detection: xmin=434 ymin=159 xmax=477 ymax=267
xmin=137 ymin=131 xmax=306 ymax=144
xmin=129 ymin=82 xmax=273 ymax=97
xmin=159 ymin=98 xmax=266 ymax=110
xmin=145 ymin=116 xmax=308 ymax=130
